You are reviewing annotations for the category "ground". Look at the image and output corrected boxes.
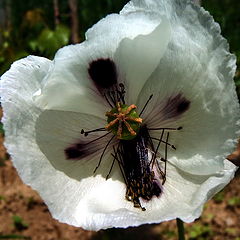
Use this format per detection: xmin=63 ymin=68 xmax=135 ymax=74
xmin=0 ymin=114 xmax=240 ymax=240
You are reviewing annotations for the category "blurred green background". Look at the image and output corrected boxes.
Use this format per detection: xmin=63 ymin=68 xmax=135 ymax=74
xmin=0 ymin=0 xmax=239 ymax=95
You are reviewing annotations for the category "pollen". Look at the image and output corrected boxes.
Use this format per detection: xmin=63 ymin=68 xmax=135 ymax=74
xmin=105 ymin=102 xmax=142 ymax=140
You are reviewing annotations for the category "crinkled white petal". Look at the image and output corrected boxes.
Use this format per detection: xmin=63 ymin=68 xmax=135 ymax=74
xmin=114 ymin=16 xmax=171 ymax=104
xmin=35 ymin=11 xmax=163 ymax=115
xmin=133 ymin=0 xmax=240 ymax=174
xmin=68 ymin=157 xmax=236 ymax=230
xmin=33 ymin=40 xmax=108 ymax=117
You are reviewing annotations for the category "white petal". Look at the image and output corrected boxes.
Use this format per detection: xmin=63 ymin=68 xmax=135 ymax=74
xmin=114 ymin=17 xmax=171 ymax=104
xmin=148 ymin=159 xmax=236 ymax=224
xmin=35 ymin=109 xmax=117 ymax=180
xmin=34 ymin=11 xmax=163 ymax=114
xmin=0 ymin=57 xmax=125 ymax=229
xmin=0 ymin=56 xmax=51 ymax=100
xmin=33 ymin=41 xmax=108 ymax=117
xmin=0 ymin=56 xmax=51 ymax=146
xmin=133 ymin=0 xmax=240 ymax=174
xmin=69 ymin=157 xmax=236 ymax=230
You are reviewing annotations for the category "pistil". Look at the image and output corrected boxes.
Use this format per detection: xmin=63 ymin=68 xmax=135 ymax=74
xmin=105 ymin=102 xmax=142 ymax=140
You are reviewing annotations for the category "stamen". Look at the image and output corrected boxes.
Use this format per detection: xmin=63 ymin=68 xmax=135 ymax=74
xmin=139 ymin=94 xmax=153 ymax=116
xmin=148 ymin=126 xmax=182 ymax=131
xmin=109 ymin=91 xmax=116 ymax=105
xmin=82 ymin=132 xmax=110 ymax=146
xmin=117 ymin=83 xmax=126 ymax=104
xmin=111 ymin=145 xmax=127 ymax=184
xmin=81 ymin=128 xmax=106 ymax=136
xmin=103 ymin=83 xmax=126 ymax=107
xmin=151 ymin=137 xmax=176 ymax=150
xmin=150 ymin=129 xmax=165 ymax=166
xmin=94 ymin=135 xmax=115 ymax=173
xmin=106 ymin=154 xmax=116 ymax=180
xmin=103 ymin=93 xmax=114 ymax=108
xmin=162 ymin=132 xmax=170 ymax=185
xmin=111 ymin=90 xmax=117 ymax=104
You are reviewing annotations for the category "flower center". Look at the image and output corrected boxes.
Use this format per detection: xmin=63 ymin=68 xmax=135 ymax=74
xmin=105 ymin=102 xmax=142 ymax=140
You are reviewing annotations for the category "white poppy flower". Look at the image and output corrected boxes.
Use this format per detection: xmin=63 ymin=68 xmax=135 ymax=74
xmin=0 ymin=0 xmax=239 ymax=231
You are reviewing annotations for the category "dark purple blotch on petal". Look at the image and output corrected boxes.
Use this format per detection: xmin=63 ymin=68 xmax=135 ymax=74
xmin=65 ymin=141 xmax=101 ymax=160
xmin=88 ymin=58 xmax=117 ymax=90
xmin=65 ymin=134 xmax=110 ymax=160
xmin=65 ymin=144 xmax=87 ymax=160
xmin=162 ymin=93 xmax=190 ymax=119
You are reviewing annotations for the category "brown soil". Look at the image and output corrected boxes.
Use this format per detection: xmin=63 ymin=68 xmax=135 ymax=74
xmin=0 ymin=110 xmax=240 ymax=240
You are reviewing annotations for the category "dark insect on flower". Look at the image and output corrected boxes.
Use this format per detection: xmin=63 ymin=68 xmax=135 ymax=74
xmin=80 ymin=83 xmax=180 ymax=211
xmin=112 ymin=125 xmax=164 ymax=211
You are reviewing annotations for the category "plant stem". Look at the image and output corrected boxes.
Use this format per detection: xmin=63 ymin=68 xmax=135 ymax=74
xmin=176 ymin=218 xmax=185 ymax=240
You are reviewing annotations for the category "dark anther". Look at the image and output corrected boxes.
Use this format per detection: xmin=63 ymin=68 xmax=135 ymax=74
xmin=80 ymin=129 xmax=88 ymax=136
xmin=81 ymin=128 xmax=106 ymax=137
xmin=88 ymin=58 xmax=117 ymax=90
xmin=171 ymin=145 xmax=176 ymax=150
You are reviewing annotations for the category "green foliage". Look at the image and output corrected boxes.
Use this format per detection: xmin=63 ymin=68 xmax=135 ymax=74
xmin=187 ymin=223 xmax=213 ymax=240
xmin=0 ymin=122 xmax=4 ymax=135
xmin=75 ymin=0 xmax=128 ymax=39
xmin=12 ymin=216 xmax=28 ymax=231
xmin=213 ymin=190 xmax=225 ymax=203
xmin=161 ymin=229 xmax=176 ymax=239
xmin=29 ymin=24 xmax=70 ymax=58
xmin=226 ymin=227 xmax=238 ymax=235
xmin=227 ymin=196 xmax=240 ymax=207
xmin=0 ymin=195 xmax=6 ymax=201
xmin=204 ymin=213 xmax=214 ymax=221
xmin=26 ymin=197 xmax=37 ymax=210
